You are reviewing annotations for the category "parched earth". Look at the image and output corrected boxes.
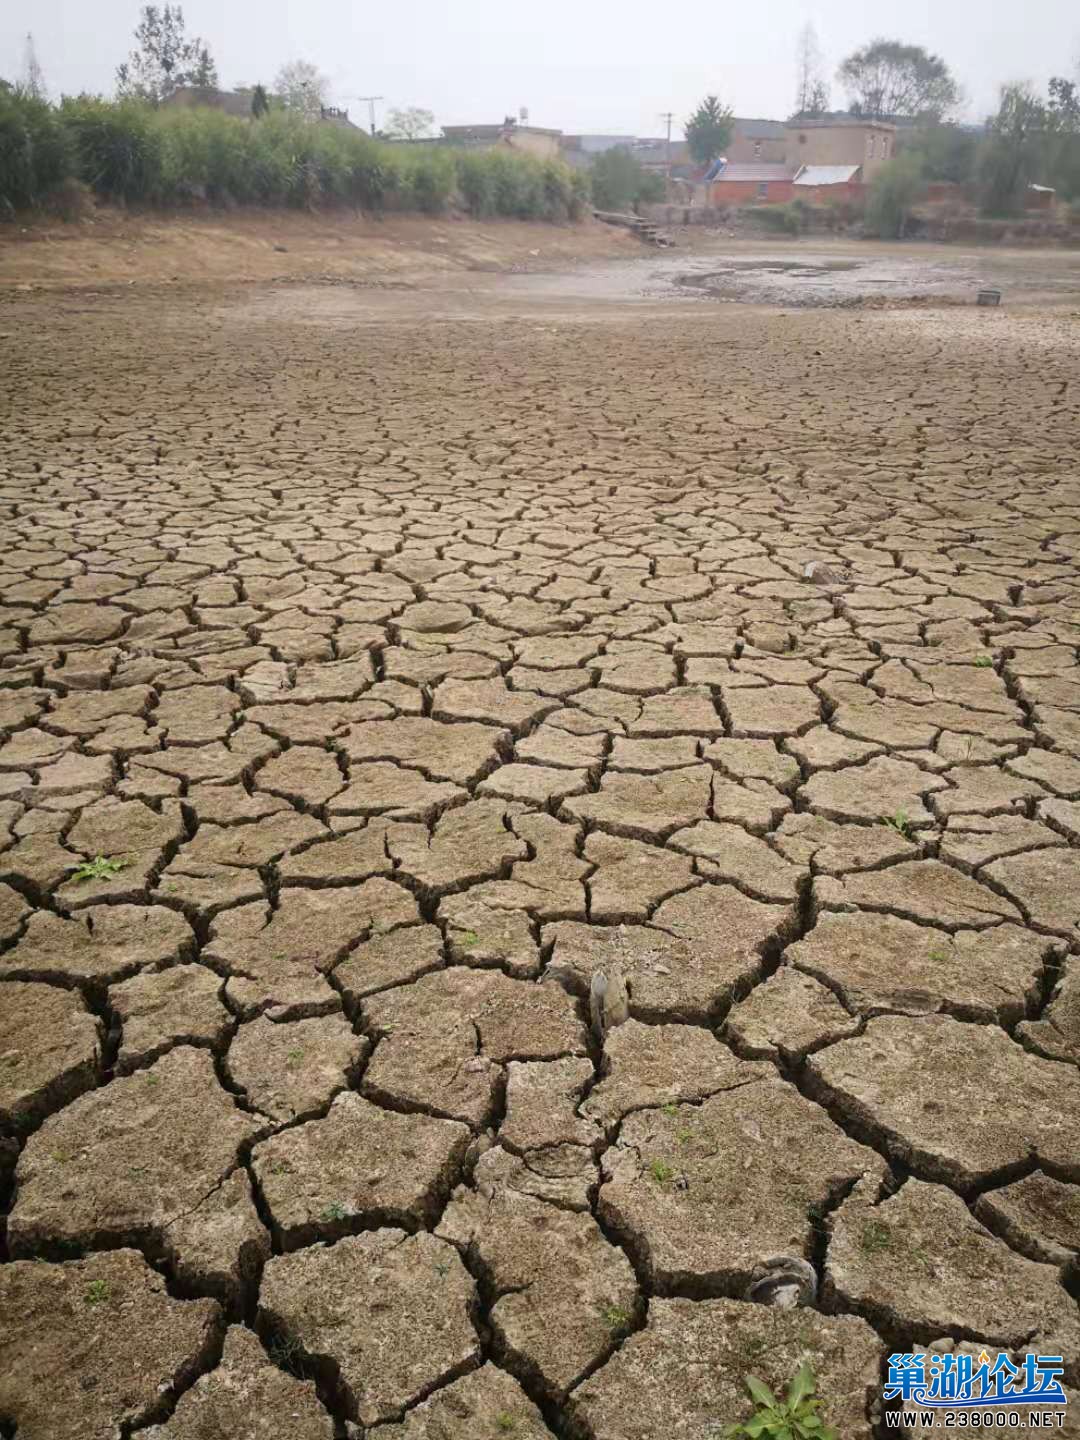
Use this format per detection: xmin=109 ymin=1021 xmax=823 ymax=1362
xmin=1 ymin=267 xmax=1080 ymax=1439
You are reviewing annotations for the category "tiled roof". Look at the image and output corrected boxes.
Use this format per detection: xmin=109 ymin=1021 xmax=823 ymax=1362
xmin=710 ymin=163 xmax=794 ymax=183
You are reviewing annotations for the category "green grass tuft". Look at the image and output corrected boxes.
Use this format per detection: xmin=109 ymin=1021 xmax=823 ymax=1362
xmin=71 ymin=854 xmax=130 ymax=883
xmin=861 ymin=1219 xmax=892 ymax=1253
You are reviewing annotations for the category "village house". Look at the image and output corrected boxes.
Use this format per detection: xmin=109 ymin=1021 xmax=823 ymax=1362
xmin=163 ymin=85 xmax=254 ymax=118
xmin=785 ymin=116 xmax=896 ymax=178
xmin=439 ymin=122 xmax=563 ymax=159
xmin=725 ymin=118 xmax=788 ymax=164
xmin=705 ymin=115 xmax=896 ymax=206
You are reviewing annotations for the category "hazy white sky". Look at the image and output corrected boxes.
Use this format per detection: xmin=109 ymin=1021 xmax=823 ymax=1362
xmin=2 ymin=0 xmax=1078 ymax=135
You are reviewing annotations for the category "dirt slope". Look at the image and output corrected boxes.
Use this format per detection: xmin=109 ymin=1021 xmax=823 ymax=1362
xmin=0 ymin=207 xmax=637 ymax=290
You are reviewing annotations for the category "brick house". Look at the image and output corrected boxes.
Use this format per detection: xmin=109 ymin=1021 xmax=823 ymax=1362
xmin=726 ymin=117 xmax=788 ymax=165
xmin=784 ymin=117 xmax=896 ymax=180
xmin=704 ymin=116 xmax=896 ymax=205
xmin=706 ymin=163 xmax=795 ymax=204
xmin=792 ymin=164 xmax=864 ymax=204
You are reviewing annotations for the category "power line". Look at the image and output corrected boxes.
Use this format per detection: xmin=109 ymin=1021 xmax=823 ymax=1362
xmin=659 ymin=112 xmax=674 ymax=199
xmin=352 ymin=95 xmax=384 ymax=136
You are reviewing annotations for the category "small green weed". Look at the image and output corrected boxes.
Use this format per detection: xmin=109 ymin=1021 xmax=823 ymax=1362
xmin=973 ymin=655 xmax=994 ymax=668
xmin=496 ymin=1416 xmax=517 ymax=1434
xmin=84 ymin=1278 xmax=111 ymax=1305
xmin=725 ymin=1361 xmax=837 ymax=1440
xmin=457 ymin=930 xmax=481 ymax=949
xmin=861 ymin=1219 xmax=892 ymax=1253
xmin=882 ymin=811 xmax=913 ymax=840
xmin=928 ymin=946 xmax=950 ymax=964
xmin=319 ymin=1202 xmax=347 ymax=1222
xmin=648 ymin=1158 xmax=676 ymax=1187
xmin=600 ymin=1302 xmax=632 ymax=1332
xmin=71 ymin=854 xmax=129 ymax=884
xmin=285 ymin=1048 xmax=304 ymax=1066
xmin=661 ymin=1101 xmax=679 ymax=1117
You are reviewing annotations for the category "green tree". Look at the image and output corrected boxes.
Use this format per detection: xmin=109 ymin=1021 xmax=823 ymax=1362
xmin=1048 ymin=76 xmax=1080 ymax=130
xmin=0 ymin=85 xmax=72 ymax=209
xmin=384 ymin=106 xmax=435 ymax=140
xmin=904 ymin=121 xmax=978 ymax=183
xmin=838 ymin=38 xmax=960 ymax=120
xmin=250 ymin=83 xmax=270 ymax=118
xmin=590 ymin=147 xmax=664 ymax=210
xmin=978 ymin=84 xmax=1046 ymax=216
xmin=116 ymin=5 xmax=218 ymax=104
xmin=1043 ymin=76 xmax=1080 ymax=200
xmin=685 ymin=94 xmax=733 ymax=165
xmin=865 ymin=152 xmax=925 ymax=236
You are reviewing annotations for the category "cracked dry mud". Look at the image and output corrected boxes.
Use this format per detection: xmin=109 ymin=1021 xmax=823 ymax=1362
xmin=0 ymin=264 xmax=1079 ymax=1440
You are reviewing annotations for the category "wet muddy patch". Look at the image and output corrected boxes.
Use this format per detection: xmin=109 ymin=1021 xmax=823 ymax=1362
xmin=676 ymin=253 xmax=980 ymax=308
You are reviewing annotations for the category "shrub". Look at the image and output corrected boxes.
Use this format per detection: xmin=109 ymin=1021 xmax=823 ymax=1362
xmin=60 ymin=96 xmax=163 ymax=204
xmin=782 ymin=198 xmax=810 ymax=234
xmin=589 ymin=146 xmax=662 ymax=211
xmin=158 ymin=105 xmax=257 ymax=203
xmin=0 ymin=95 xmax=586 ymax=224
xmin=541 ymin=159 xmax=573 ymax=220
xmin=484 ymin=149 xmax=545 ymax=219
xmin=0 ymin=87 xmax=73 ymax=212
xmin=402 ymin=146 xmax=455 ymax=214
xmin=744 ymin=205 xmax=792 ymax=233
xmin=865 ymin=153 xmax=925 ymax=238
xmin=456 ymin=151 xmax=497 ymax=217
xmin=567 ymin=168 xmax=591 ymax=220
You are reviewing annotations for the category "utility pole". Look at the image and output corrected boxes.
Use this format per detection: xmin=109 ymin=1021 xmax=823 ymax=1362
xmin=659 ymin=111 xmax=674 ymax=200
xmin=356 ymin=95 xmax=383 ymax=137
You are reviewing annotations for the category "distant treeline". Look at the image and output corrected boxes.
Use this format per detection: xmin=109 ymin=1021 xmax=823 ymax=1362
xmin=0 ymin=91 xmax=592 ymax=220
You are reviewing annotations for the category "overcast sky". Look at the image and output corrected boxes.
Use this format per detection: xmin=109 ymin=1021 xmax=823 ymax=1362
xmin=2 ymin=0 xmax=1078 ymax=135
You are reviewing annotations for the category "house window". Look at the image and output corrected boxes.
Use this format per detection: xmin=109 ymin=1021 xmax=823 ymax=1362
xmin=757 ymin=182 xmax=768 ymax=198
xmin=754 ymin=141 xmax=762 ymax=158
xmin=882 ymin=137 xmax=889 ymax=158
xmin=798 ymin=133 xmax=807 ymax=144
xmin=867 ymin=135 xmax=874 ymax=156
